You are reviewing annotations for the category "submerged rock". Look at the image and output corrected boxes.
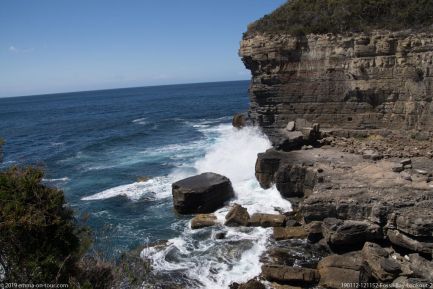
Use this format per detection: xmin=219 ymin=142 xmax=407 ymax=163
xmin=172 ymin=172 xmax=234 ymax=214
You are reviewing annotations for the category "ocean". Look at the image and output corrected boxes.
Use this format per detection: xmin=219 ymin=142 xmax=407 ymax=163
xmin=0 ymin=80 xmax=291 ymax=288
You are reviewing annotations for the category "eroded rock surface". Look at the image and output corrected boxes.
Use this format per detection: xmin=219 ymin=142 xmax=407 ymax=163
xmin=240 ymin=31 xmax=433 ymax=145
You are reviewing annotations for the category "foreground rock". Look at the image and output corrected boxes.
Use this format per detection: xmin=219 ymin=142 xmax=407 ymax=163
xmin=191 ymin=214 xmax=217 ymax=229
xmin=172 ymin=173 xmax=234 ymax=214
xmin=225 ymin=204 xmax=250 ymax=226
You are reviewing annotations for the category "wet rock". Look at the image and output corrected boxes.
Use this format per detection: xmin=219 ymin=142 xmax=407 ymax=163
xmin=249 ymin=213 xmax=286 ymax=227
xmin=230 ymin=279 xmax=266 ymax=289
xmin=232 ymin=113 xmax=247 ymax=128
xmin=318 ymin=252 xmax=371 ymax=289
xmin=214 ymin=231 xmax=226 ymax=240
xmin=191 ymin=214 xmax=217 ymax=229
xmin=322 ymin=218 xmax=382 ymax=249
xmin=273 ymin=227 xmax=308 ymax=241
xmin=361 ymin=242 xmax=401 ymax=282
xmin=261 ymin=265 xmax=320 ymax=285
xmin=225 ymin=204 xmax=250 ymax=227
xmin=172 ymin=172 xmax=234 ymax=214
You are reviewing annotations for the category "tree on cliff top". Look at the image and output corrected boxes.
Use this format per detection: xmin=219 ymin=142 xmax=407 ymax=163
xmin=246 ymin=0 xmax=433 ymax=36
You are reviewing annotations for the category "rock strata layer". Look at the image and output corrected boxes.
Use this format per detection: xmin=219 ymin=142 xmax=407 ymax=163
xmin=240 ymin=31 xmax=433 ymax=144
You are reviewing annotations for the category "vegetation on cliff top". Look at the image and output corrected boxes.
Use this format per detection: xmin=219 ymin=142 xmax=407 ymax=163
xmin=246 ymin=0 xmax=433 ymax=36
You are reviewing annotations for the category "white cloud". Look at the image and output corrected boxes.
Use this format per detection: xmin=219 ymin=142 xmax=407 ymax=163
xmin=8 ymin=45 xmax=34 ymax=53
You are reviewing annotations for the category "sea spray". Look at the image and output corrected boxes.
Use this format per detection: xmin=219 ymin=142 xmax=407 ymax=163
xmin=142 ymin=125 xmax=292 ymax=288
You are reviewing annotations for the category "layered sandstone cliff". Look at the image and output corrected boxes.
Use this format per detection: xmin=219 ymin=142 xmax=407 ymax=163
xmin=240 ymin=30 xmax=433 ymax=141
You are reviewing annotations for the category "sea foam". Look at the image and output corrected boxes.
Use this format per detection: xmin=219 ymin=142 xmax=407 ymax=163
xmin=142 ymin=124 xmax=292 ymax=288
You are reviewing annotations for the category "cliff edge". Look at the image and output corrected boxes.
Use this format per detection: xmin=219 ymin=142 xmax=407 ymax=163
xmin=240 ymin=0 xmax=433 ymax=144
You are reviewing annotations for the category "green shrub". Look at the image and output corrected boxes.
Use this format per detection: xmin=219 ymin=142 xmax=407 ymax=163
xmin=0 ymin=166 xmax=95 ymax=285
xmin=246 ymin=0 xmax=433 ymax=36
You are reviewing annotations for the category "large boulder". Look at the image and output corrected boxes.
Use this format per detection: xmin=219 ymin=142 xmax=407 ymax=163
xmin=225 ymin=204 xmax=250 ymax=226
xmin=172 ymin=173 xmax=234 ymax=214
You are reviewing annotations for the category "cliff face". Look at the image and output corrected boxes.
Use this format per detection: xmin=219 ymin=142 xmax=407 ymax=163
xmin=240 ymin=31 xmax=433 ymax=138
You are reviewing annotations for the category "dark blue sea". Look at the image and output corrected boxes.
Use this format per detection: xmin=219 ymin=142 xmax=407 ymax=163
xmin=0 ymin=80 xmax=292 ymax=288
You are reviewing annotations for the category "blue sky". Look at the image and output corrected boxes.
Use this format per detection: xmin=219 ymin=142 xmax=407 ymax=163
xmin=0 ymin=0 xmax=285 ymax=97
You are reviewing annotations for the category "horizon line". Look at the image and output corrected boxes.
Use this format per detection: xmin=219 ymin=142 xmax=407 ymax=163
xmin=0 ymin=79 xmax=251 ymax=100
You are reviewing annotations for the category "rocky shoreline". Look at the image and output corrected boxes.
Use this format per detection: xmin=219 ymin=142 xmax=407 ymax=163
xmin=166 ymin=117 xmax=433 ymax=289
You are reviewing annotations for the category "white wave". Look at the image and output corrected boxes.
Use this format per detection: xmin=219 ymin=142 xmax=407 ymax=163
xmin=143 ymin=124 xmax=292 ymax=288
xmin=81 ymin=176 xmax=172 ymax=201
xmin=132 ymin=117 xmax=148 ymax=125
xmin=42 ymin=177 xmax=70 ymax=182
